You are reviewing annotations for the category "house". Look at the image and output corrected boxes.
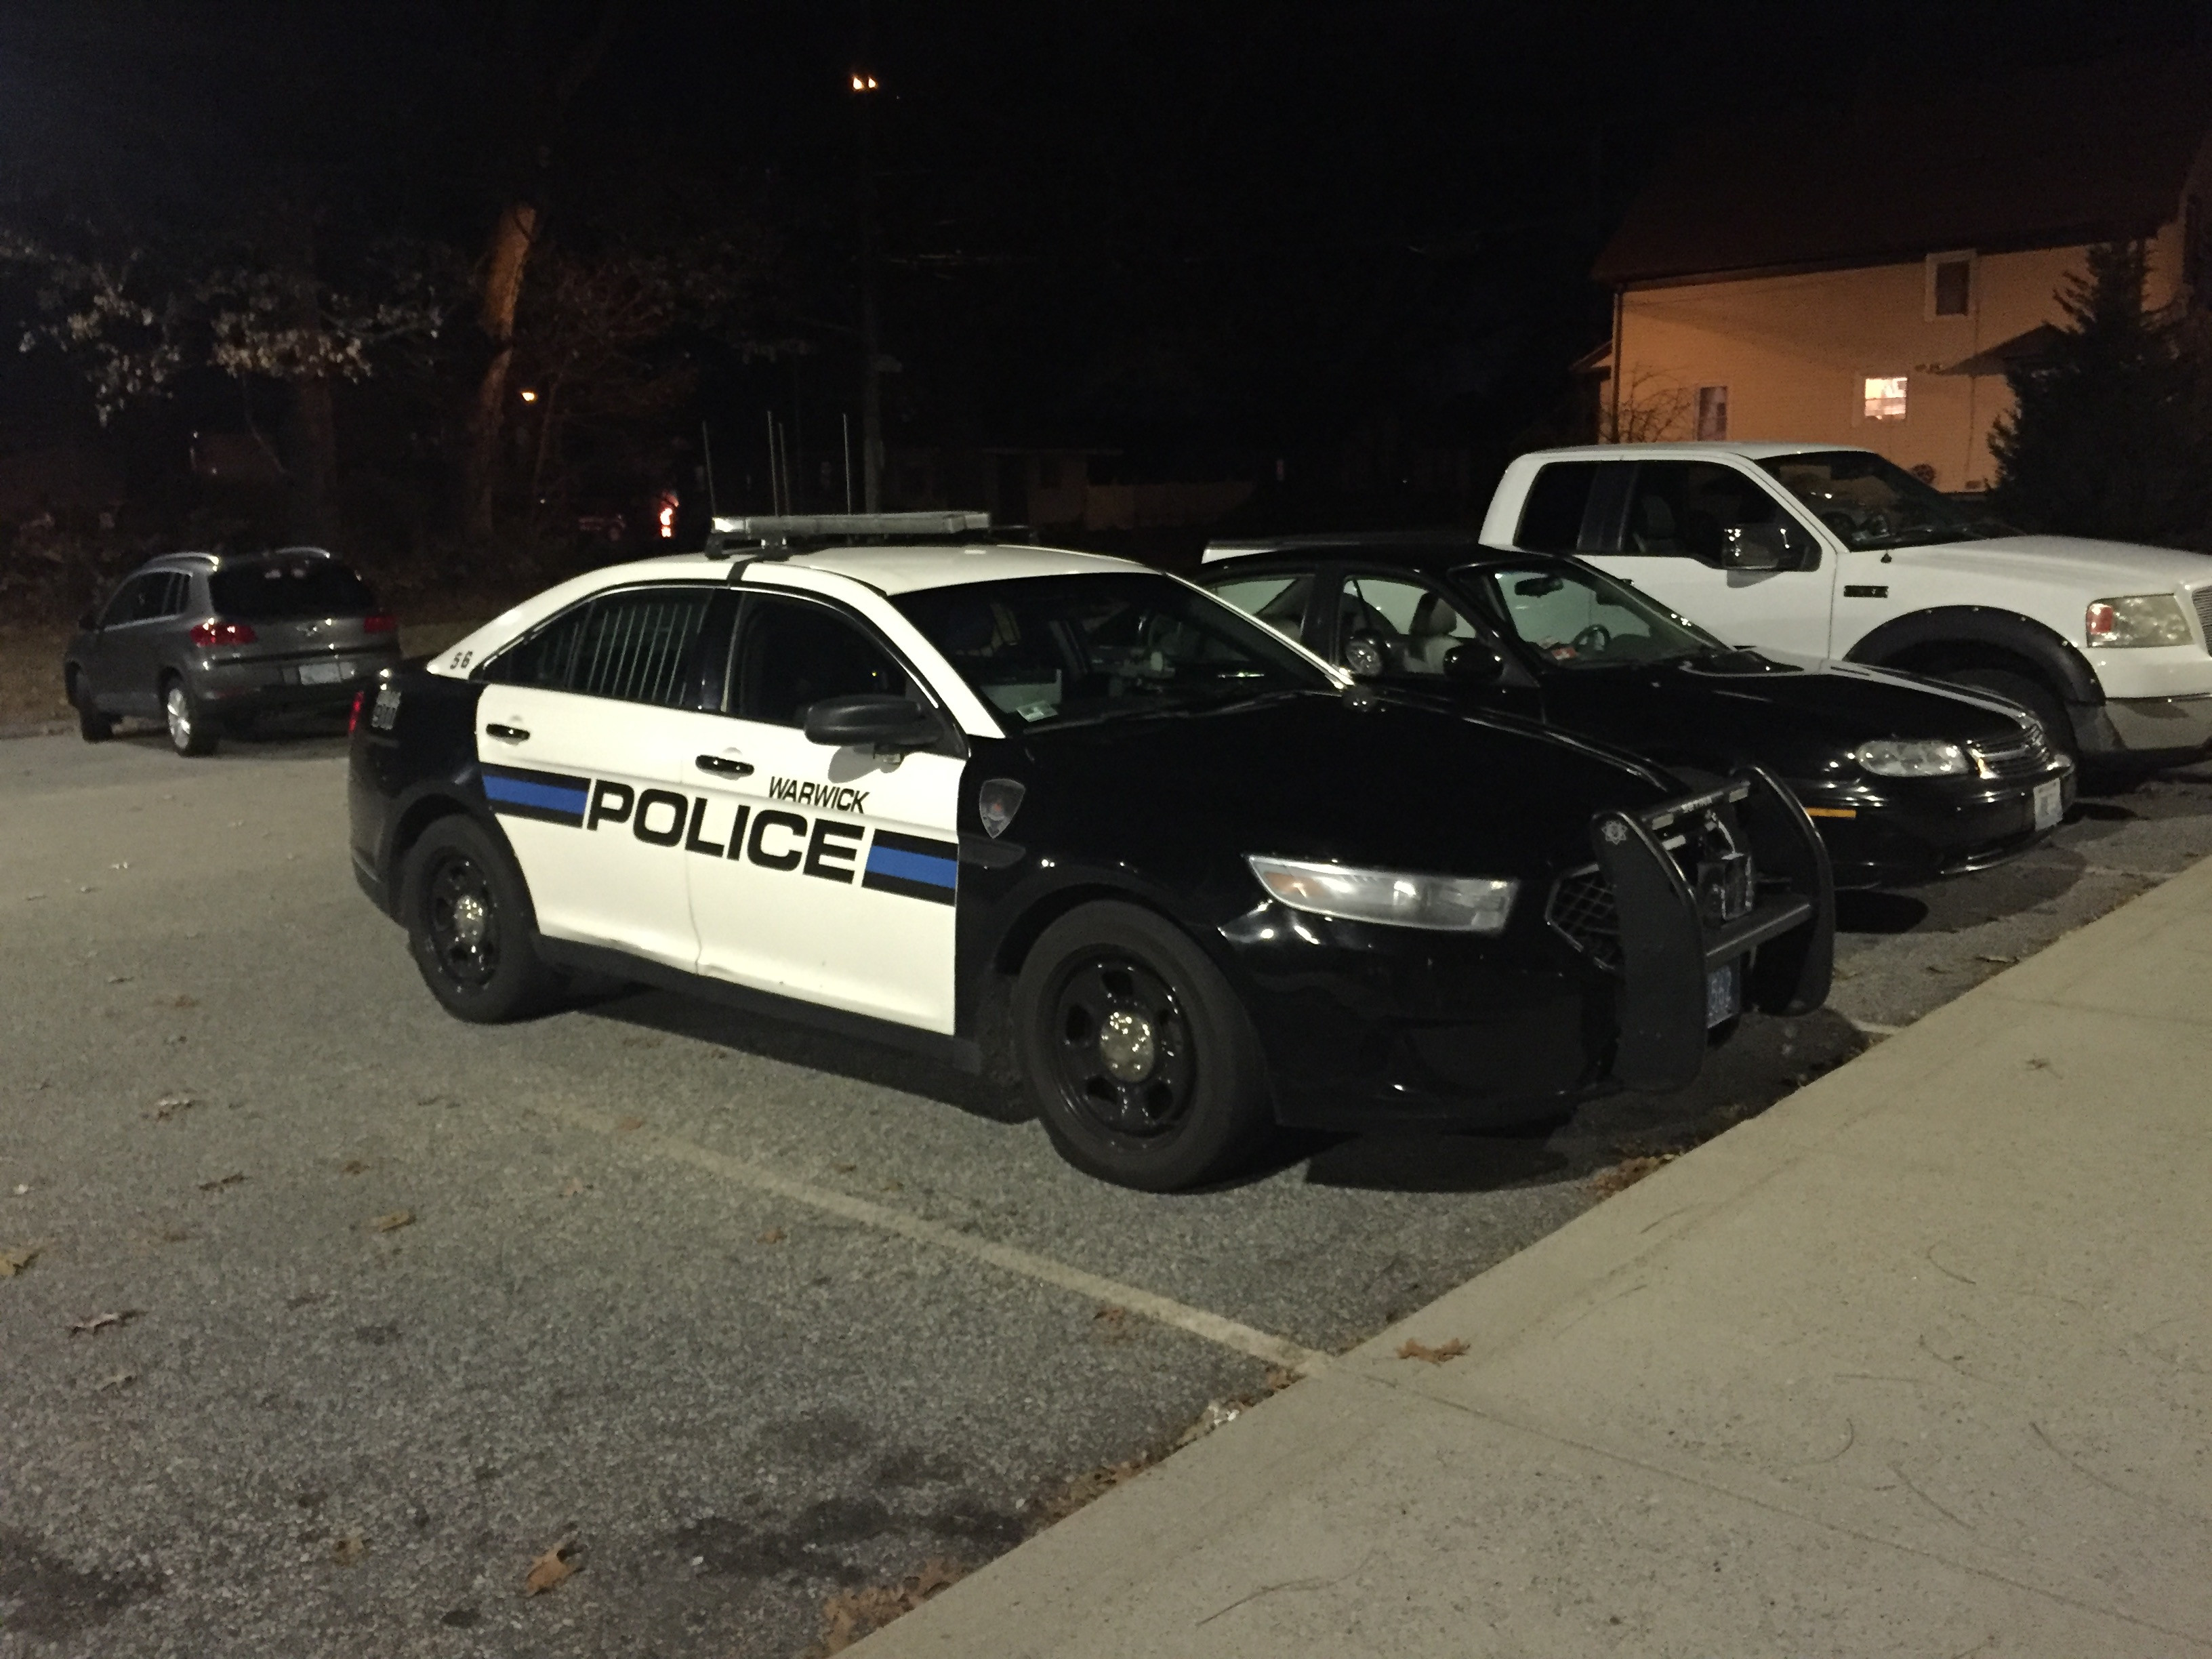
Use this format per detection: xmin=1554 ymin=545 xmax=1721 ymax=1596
xmin=1587 ymin=55 xmax=2212 ymax=492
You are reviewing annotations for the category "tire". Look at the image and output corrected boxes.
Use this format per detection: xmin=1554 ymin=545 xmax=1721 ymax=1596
xmin=161 ymin=676 xmax=218 ymax=757
xmin=70 ymin=672 xmax=114 ymax=743
xmin=1934 ymin=667 xmax=2074 ymax=766
xmin=400 ymin=817 xmax=559 ymax=1023
xmin=1012 ymin=900 xmax=1271 ymax=1191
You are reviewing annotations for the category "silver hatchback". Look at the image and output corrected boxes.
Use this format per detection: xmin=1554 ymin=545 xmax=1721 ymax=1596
xmin=64 ymin=548 xmax=403 ymax=756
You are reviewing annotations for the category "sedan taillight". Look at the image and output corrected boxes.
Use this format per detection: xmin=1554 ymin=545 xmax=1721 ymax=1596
xmin=189 ymin=619 xmax=258 ymax=647
xmin=348 ymin=689 xmax=368 ymax=734
xmin=363 ymin=613 xmax=398 ymax=635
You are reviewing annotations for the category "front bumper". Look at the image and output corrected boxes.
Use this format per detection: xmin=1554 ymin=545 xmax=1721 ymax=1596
xmin=2089 ymin=693 xmax=2212 ymax=762
xmin=1221 ymin=769 xmax=1834 ymax=1130
xmin=1790 ymin=764 xmax=2076 ymax=888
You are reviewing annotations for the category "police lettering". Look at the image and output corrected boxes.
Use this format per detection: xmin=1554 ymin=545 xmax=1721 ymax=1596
xmin=767 ymin=777 xmax=869 ymax=815
xmin=584 ymin=788 xmax=865 ymax=884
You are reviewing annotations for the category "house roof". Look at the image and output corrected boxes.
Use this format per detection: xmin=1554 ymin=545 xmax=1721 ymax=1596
xmin=1594 ymin=54 xmax=2212 ymax=287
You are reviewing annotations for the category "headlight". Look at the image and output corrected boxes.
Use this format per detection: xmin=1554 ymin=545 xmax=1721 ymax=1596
xmin=1246 ymin=855 xmax=1517 ymax=933
xmin=1854 ymin=738 xmax=1969 ymax=777
xmin=2086 ymin=594 xmax=2192 ymax=648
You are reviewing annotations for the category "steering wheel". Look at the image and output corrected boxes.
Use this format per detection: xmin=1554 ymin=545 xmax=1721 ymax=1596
xmin=1571 ymin=623 xmax=1612 ymax=653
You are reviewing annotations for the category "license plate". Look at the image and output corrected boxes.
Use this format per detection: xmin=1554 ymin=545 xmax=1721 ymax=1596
xmin=298 ymin=659 xmax=348 ymax=686
xmin=1705 ymin=963 xmax=1741 ymax=1028
xmin=2032 ymin=778 xmax=2064 ymax=832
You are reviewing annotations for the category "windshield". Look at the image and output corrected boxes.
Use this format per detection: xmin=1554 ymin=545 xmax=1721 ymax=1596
xmin=1458 ymin=560 xmax=1720 ymax=670
xmin=893 ymin=573 xmax=1332 ymax=729
xmin=210 ymin=555 xmax=377 ymax=620
xmin=1757 ymin=451 xmax=2015 ymax=551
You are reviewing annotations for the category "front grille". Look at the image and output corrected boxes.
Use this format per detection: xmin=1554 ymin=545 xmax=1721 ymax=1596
xmin=2193 ymin=585 xmax=2212 ymax=653
xmin=1547 ymin=865 xmax=1622 ymax=970
xmin=1967 ymin=728 xmax=2055 ymax=780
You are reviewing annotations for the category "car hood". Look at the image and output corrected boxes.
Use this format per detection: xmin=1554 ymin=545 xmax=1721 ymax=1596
xmin=1010 ymin=689 xmax=1679 ymax=878
xmin=1895 ymin=533 xmax=2212 ymax=594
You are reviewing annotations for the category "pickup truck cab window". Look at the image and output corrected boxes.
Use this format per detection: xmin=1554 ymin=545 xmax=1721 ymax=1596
xmin=1757 ymin=450 xmax=2015 ymax=552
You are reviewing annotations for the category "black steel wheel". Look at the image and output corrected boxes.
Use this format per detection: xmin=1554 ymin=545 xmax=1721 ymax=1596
xmin=1014 ymin=901 xmax=1271 ymax=1190
xmin=401 ymin=817 xmax=557 ymax=1023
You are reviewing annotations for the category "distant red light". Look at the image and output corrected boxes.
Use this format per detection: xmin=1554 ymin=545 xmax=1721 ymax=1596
xmin=348 ymin=689 xmax=367 ymax=734
xmin=363 ymin=613 xmax=398 ymax=635
xmin=190 ymin=619 xmax=258 ymax=647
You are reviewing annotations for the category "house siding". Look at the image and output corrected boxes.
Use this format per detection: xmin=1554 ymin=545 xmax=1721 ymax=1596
xmin=1612 ymin=219 xmax=2188 ymax=491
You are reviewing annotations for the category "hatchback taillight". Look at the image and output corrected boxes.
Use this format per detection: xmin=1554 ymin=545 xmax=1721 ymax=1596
xmin=363 ymin=613 xmax=397 ymax=635
xmin=189 ymin=619 xmax=258 ymax=647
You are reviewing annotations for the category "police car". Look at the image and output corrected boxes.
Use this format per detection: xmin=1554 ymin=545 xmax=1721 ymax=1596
xmin=348 ymin=514 xmax=1836 ymax=1191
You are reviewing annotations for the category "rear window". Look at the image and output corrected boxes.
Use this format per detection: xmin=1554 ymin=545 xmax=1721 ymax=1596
xmin=209 ymin=556 xmax=377 ymax=620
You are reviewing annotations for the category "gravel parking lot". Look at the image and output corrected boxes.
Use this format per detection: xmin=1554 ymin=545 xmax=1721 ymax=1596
xmin=4 ymin=726 xmax=2209 ymax=1658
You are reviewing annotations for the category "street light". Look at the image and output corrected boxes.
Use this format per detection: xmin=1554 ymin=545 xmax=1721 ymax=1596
xmin=850 ymin=70 xmax=878 ymax=91
xmin=518 ymin=388 xmax=538 ymax=403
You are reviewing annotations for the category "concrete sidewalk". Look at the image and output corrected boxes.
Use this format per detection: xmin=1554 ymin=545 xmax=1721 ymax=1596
xmin=861 ymin=857 xmax=2212 ymax=1657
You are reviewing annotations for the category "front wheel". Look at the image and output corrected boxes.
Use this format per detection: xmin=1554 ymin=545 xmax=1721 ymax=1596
xmin=1012 ymin=901 xmax=1271 ymax=1191
xmin=162 ymin=677 xmax=218 ymax=757
xmin=401 ymin=817 xmax=558 ymax=1023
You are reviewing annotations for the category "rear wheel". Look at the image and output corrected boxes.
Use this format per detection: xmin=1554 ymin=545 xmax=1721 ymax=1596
xmin=1013 ymin=901 xmax=1271 ymax=1191
xmin=162 ymin=676 xmax=218 ymax=757
xmin=1933 ymin=666 xmax=2074 ymax=766
xmin=401 ymin=817 xmax=558 ymax=1023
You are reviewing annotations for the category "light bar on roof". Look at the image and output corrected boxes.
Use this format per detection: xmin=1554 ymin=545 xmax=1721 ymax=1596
xmin=710 ymin=512 xmax=991 ymax=541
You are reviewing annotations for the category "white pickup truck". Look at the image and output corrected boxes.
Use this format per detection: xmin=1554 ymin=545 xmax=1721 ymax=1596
xmin=1480 ymin=443 xmax=2212 ymax=769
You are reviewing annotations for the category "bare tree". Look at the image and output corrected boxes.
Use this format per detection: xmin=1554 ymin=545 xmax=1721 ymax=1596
xmin=1599 ymin=368 xmax=1695 ymax=444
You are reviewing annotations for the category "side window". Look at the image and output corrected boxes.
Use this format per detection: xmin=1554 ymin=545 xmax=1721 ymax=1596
xmin=727 ymin=596 xmax=916 ymax=726
xmin=1205 ymin=570 xmax=1314 ymax=642
xmin=157 ymin=573 xmax=191 ymax=617
xmin=100 ymin=575 xmax=157 ymax=627
xmin=1516 ymin=462 xmax=1601 ymax=553
xmin=1623 ymin=462 xmax=1783 ymax=560
xmin=483 ymin=586 xmax=713 ymax=708
xmin=1338 ymin=575 xmax=1484 ymax=675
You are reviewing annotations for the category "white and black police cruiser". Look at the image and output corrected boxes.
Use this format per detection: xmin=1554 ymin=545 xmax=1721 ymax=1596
xmin=348 ymin=513 xmax=1836 ymax=1190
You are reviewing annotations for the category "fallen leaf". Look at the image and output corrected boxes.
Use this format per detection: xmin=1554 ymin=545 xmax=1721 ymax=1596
xmin=330 ymin=1532 xmax=366 ymax=1565
xmin=198 ymin=1173 xmax=246 ymax=1193
xmin=757 ymin=1227 xmax=786 ymax=1244
xmin=147 ymin=1093 xmax=194 ymax=1122
xmin=369 ymin=1210 xmax=415 ymax=1233
xmin=1396 ymin=1336 xmax=1469 ymax=1364
xmin=1092 ymin=1305 xmax=1129 ymax=1331
xmin=1263 ymin=1366 xmax=1299 ymax=1393
xmin=879 ymin=1179 xmax=903 ymax=1192
xmin=1924 ymin=963 xmax=1950 ymax=975
xmin=614 ymin=1115 xmax=645 ymax=1133
xmin=830 ymin=1162 xmax=857 ymax=1174
xmin=2026 ymin=1057 xmax=2051 ymax=1070
xmin=340 ymin=1159 xmax=371 ymax=1175
xmin=95 ymin=1370 xmax=135 ymax=1393
xmin=0 ymin=1246 xmax=39 ymax=1277
xmin=523 ymin=1540 xmax=577 ymax=1595
xmin=809 ymin=1557 xmax=967 ymax=1654
xmin=1591 ymin=1152 xmax=1678 ymax=1197
xmin=167 ymin=994 xmax=198 ymax=1009
xmin=105 ymin=974 xmax=133 ymax=984
xmin=559 ymin=1178 xmax=587 ymax=1199
xmin=68 ymin=1309 xmax=141 ymax=1337
xmin=1976 ymin=953 xmax=2018 ymax=965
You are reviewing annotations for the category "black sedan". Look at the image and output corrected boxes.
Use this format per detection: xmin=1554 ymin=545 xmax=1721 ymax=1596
xmin=1201 ymin=537 xmax=2075 ymax=888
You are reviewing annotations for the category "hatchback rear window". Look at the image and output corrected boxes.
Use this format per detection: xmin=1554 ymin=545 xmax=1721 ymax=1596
xmin=209 ymin=556 xmax=377 ymax=620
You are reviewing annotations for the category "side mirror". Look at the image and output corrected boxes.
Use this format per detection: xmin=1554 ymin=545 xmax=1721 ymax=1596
xmin=1715 ymin=524 xmax=1786 ymax=572
xmin=1442 ymin=641 xmax=1507 ymax=684
xmin=802 ymin=693 xmax=945 ymax=751
xmin=1344 ymin=632 xmax=1391 ymax=680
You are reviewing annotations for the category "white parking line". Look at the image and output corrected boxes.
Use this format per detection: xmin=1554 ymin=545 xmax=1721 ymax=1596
xmin=541 ymin=1099 xmax=1330 ymax=1375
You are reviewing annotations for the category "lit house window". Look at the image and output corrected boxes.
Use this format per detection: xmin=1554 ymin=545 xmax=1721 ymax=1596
xmin=1927 ymin=251 xmax=1973 ymax=317
xmin=1695 ymin=385 xmax=1729 ymax=441
xmin=1863 ymin=375 xmax=1908 ymax=421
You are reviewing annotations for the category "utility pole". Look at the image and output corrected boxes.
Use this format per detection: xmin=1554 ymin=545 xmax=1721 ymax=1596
xmin=852 ymin=44 xmax=884 ymax=512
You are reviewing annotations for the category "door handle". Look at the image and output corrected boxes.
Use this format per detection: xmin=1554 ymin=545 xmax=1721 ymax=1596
xmin=695 ymin=754 xmax=755 ymax=777
xmin=487 ymin=723 xmax=530 ymax=742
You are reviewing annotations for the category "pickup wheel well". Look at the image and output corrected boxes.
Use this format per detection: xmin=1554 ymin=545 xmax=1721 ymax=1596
xmin=1877 ymin=640 xmax=2056 ymax=691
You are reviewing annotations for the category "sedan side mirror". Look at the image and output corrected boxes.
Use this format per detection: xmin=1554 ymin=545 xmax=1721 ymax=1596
xmin=802 ymin=693 xmax=946 ymax=751
xmin=1343 ymin=632 xmax=1392 ymax=680
xmin=1442 ymin=641 xmax=1507 ymax=684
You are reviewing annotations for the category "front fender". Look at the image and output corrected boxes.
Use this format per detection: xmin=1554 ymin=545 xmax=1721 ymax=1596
xmin=1845 ymin=606 xmax=2102 ymax=705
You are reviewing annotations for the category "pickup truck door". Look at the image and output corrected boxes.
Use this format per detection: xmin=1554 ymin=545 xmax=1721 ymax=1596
xmin=1572 ymin=460 xmax=1838 ymax=666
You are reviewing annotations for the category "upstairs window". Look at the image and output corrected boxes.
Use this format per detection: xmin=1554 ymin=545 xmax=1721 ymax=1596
xmin=1695 ymin=385 xmax=1729 ymax=441
xmin=1927 ymin=251 xmax=1974 ymax=318
xmin=1863 ymin=375 xmax=1908 ymax=422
